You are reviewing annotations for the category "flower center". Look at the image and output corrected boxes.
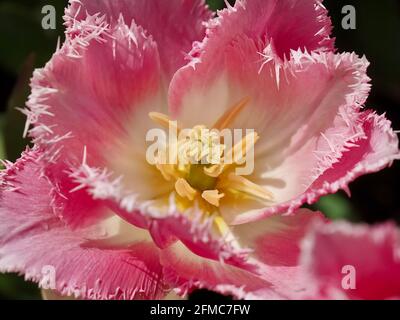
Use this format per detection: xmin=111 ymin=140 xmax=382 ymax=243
xmin=187 ymin=164 xmax=217 ymax=191
xmin=148 ymin=98 xmax=274 ymax=232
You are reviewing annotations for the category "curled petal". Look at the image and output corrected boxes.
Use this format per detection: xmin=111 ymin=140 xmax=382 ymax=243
xmin=242 ymin=111 xmax=400 ymax=223
xmin=160 ymin=242 xmax=283 ymax=300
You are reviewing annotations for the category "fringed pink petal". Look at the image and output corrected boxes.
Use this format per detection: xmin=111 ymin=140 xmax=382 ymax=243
xmin=310 ymin=111 xmax=400 ymax=191
xmin=239 ymin=111 xmax=400 ymax=224
xmin=301 ymin=221 xmax=400 ymax=299
xmin=0 ymin=149 xmax=167 ymax=300
xmin=73 ymin=169 xmax=257 ymax=269
xmin=67 ymin=159 xmax=256 ymax=273
xmin=25 ymin=12 xmax=165 ymax=169
xmin=189 ymin=0 xmax=333 ymax=65
xmin=66 ymin=0 xmax=212 ymax=81
xmin=40 ymin=160 xmax=112 ymax=229
xmin=169 ymin=0 xmax=335 ymax=125
xmin=23 ymin=11 xmax=172 ymax=228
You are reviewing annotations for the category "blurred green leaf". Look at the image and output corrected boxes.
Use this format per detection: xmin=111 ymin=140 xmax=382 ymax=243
xmin=0 ymin=274 xmax=40 ymax=300
xmin=4 ymin=53 xmax=35 ymax=162
xmin=206 ymin=0 xmax=233 ymax=11
xmin=327 ymin=0 xmax=400 ymax=100
xmin=312 ymin=192 xmax=360 ymax=222
xmin=0 ymin=116 xmax=6 ymax=160
xmin=0 ymin=1 xmax=64 ymax=74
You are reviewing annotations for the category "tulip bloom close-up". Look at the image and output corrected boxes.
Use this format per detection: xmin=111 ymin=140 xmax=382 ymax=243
xmin=0 ymin=0 xmax=399 ymax=301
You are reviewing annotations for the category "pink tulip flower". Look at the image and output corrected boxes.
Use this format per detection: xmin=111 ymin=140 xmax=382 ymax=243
xmin=0 ymin=0 xmax=398 ymax=299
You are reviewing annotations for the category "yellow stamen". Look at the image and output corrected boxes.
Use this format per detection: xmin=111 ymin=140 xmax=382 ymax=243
xmin=201 ymin=190 xmax=225 ymax=207
xmin=214 ymin=215 xmax=230 ymax=236
xmin=204 ymin=131 xmax=259 ymax=178
xmin=175 ymin=178 xmax=197 ymax=201
xmin=149 ymin=112 xmax=171 ymax=128
xmin=203 ymin=164 xmax=224 ymax=178
xmin=213 ymin=97 xmax=251 ymax=130
xmin=156 ymin=163 xmax=179 ymax=181
xmin=221 ymin=173 xmax=274 ymax=202
xmin=228 ymin=131 xmax=259 ymax=164
xmin=149 ymin=112 xmax=179 ymax=132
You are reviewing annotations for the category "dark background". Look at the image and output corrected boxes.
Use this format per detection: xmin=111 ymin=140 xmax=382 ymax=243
xmin=0 ymin=0 xmax=399 ymax=299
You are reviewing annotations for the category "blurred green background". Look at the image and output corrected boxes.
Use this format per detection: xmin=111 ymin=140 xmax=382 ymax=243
xmin=0 ymin=0 xmax=399 ymax=299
